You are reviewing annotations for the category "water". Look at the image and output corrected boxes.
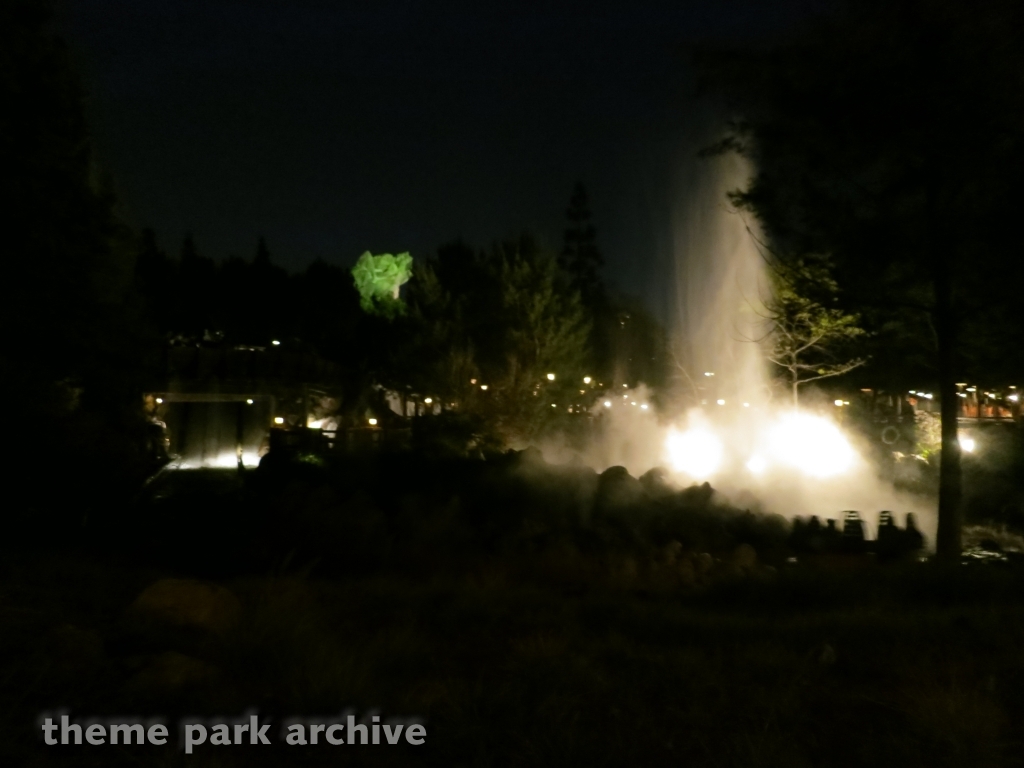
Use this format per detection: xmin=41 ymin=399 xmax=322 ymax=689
xmin=671 ymin=151 xmax=769 ymax=406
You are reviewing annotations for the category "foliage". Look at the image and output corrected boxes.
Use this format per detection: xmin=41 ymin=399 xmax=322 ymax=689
xmin=914 ymin=410 xmax=942 ymax=461
xmin=351 ymin=251 xmax=413 ymax=318
xmin=696 ymin=0 xmax=1024 ymax=561
xmin=765 ymin=257 xmax=867 ymax=405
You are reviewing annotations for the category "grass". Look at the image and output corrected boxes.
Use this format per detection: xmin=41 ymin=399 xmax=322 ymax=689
xmin=4 ymin=453 xmax=1024 ymax=766
xmin=4 ymin=551 xmax=1024 ymax=767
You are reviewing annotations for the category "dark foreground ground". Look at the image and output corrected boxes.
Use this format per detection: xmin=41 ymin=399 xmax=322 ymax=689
xmin=3 ymin=453 xmax=1024 ymax=767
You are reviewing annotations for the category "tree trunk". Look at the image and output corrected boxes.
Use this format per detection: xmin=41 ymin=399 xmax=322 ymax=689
xmin=934 ymin=239 xmax=962 ymax=565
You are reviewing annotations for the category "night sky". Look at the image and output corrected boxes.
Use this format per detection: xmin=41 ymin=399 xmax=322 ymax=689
xmin=59 ymin=0 xmax=828 ymax=308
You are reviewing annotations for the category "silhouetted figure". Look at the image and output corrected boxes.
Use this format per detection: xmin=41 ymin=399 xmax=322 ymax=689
xmin=823 ymin=518 xmax=843 ymax=553
xmin=806 ymin=516 xmax=825 ymax=554
xmin=901 ymin=512 xmax=925 ymax=557
xmin=789 ymin=517 xmax=809 ymax=554
xmin=875 ymin=510 xmax=901 ymax=561
xmin=841 ymin=511 xmax=866 ymax=554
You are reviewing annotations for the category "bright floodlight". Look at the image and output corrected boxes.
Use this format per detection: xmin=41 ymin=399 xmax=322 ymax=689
xmin=664 ymin=427 xmax=723 ymax=479
xmin=834 ymin=399 xmax=843 ymax=406
xmin=746 ymin=455 xmax=768 ymax=474
xmin=1010 ymin=394 xmax=1020 ymax=402
xmin=603 ymin=400 xmax=612 ymax=407
xmin=368 ymin=418 xmax=378 ymax=425
xmin=274 ymin=417 xmax=284 ymax=424
xmin=767 ymin=412 xmax=856 ymax=478
xmin=583 ymin=376 xmax=592 ymax=384
xmin=546 ymin=373 xmax=556 ymax=381
xmin=960 ymin=436 xmax=976 ymax=453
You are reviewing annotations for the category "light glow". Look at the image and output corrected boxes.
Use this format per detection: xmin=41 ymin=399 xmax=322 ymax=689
xmin=274 ymin=417 xmax=284 ymax=424
xmin=960 ymin=436 xmax=976 ymax=453
xmin=424 ymin=397 xmax=432 ymax=404
xmin=603 ymin=401 xmax=612 ymax=407
xmin=746 ymin=455 xmax=768 ymax=474
xmin=368 ymin=418 xmax=378 ymax=426
xmin=766 ymin=412 xmax=856 ymax=478
xmin=546 ymin=373 xmax=556 ymax=381
xmin=155 ymin=397 xmax=163 ymax=404
xmin=583 ymin=376 xmax=592 ymax=384
xmin=664 ymin=427 xmax=723 ymax=479
xmin=271 ymin=340 xmax=280 ymax=346
xmin=716 ymin=399 xmax=725 ymax=405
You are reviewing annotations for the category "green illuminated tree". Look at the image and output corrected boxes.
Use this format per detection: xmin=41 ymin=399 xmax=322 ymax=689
xmin=765 ymin=258 xmax=867 ymax=406
xmin=351 ymin=251 xmax=413 ymax=318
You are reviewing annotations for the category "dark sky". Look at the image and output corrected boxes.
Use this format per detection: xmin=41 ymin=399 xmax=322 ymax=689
xmin=59 ymin=0 xmax=827 ymax=308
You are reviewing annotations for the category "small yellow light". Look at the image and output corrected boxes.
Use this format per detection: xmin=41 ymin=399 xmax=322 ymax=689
xmin=368 ymin=418 xmax=378 ymax=426
xmin=603 ymin=401 xmax=612 ymax=407
xmin=551 ymin=403 xmax=557 ymax=407
xmin=704 ymin=372 xmax=714 ymax=377
xmin=580 ymin=389 xmax=585 ymax=394
xmin=246 ymin=398 xmax=254 ymax=404
xmin=470 ymin=378 xmax=477 ymax=384
xmin=716 ymin=399 xmax=725 ymax=405
xmin=835 ymin=399 xmax=844 ymax=406
xmin=424 ymin=397 xmax=433 ymax=404
xmin=743 ymin=402 xmax=750 ymax=407
xmin=623 ymin=383 xmax=628 ymax=388
xmin=583 ymin=376 xmax=592 ymax=384
xmin=271 ymin=340 xmax=281 ymax=346
xmin=480 ymin=384 xmax=488 ymax=391
xmin=155 ymin=397 xmax=163 ymax=404
xmin=640 ymin=404 xmax=649 ymax=410
xmin=274 ymin=417 xmax=284 ymax=424
xmin=546 ymin=373 xmax=556 ymax=381
xmin=631 ymin=401 xmax=637 ymax=406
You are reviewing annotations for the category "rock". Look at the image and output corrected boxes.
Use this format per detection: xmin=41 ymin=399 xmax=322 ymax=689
xmin=123 ymin=651 xmax=224 ymax=694
xmin=693 ymin=552 xmax=714 ymax=576
xmin=731 ymin=543 xmax=758 ymax=572
xmin=127 ymin=579 xmax=241 ymax=635
xmin=817 ymin=643 xmax=837 ymax=667
xmin=596 ymin=466 xmax=645 ymax=511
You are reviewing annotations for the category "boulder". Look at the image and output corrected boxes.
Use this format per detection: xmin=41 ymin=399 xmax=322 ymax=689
xmin=127 ymin=579 xmax=241 ymax=636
